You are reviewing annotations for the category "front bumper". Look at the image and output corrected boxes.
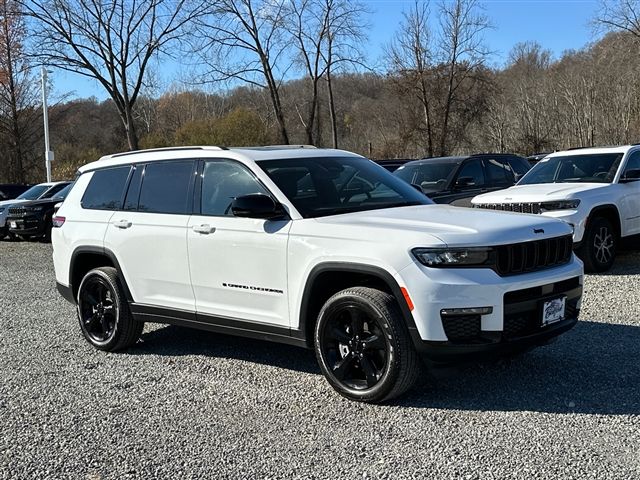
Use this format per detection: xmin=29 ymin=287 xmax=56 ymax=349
xmin=7 ymin=214 xmax=46 ymax=236
xmin=541 ymin=210 xmax=586 ymax=243
xmin=416 ymin=316 xmax=577 ymax=362
xmin=396 ymin=255 xmax=584 ymax=360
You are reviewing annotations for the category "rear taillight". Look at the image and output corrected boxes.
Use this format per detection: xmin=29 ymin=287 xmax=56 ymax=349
xmin=52 ymin=216 xmax=66 ymax=228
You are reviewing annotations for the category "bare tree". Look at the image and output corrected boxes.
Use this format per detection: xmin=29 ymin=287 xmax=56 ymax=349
xmin=20 ymin=0 xmax=206 ymax=150
xmin=386 ymin=1 xmax=435 ymax=156
xmin=194 ymin=0 xmax=291 ymax=144
xmin=322 ymin=0 xmax=369 ymax=148
xmin=0 ymin=0 xmax=40 ymax=182
xmin=286 ymin=0 xmax=328 ymax=145
xmin=437 ymin=0 xmax=491 ymax=155
xmin=596 ymin=0 xmax=640 ymax=38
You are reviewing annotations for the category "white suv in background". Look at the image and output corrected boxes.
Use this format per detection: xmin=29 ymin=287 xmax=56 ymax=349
xmin=52 ymin=146 xmax=583 ymax=402
xmin=473 ymin=145 xmax=640 ymax=272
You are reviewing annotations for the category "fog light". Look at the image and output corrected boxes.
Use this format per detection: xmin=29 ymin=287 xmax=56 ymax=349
xmin=440 ymin=307 xmax=493 ymax=316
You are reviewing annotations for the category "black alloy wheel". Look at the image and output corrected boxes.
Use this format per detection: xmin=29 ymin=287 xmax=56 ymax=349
xmin=314 ymin=287 xmax=420 ymax=403
xmin=319 ymin=303 xmax=389 ymax=390
xmin=78 ymin=275 xmax=118 ymax=344
xmin=76 ymin=267 xmax=143 ymax=351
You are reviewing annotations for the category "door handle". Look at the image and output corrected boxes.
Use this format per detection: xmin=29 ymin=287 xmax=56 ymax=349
xmin=192 ymin=224 xmax=216 ymax=234
xmin=113 ymin=219 xmax=132 ymax=229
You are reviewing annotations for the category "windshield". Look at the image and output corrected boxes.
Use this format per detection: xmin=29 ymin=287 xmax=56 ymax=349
xmin=257 ymin=156 xmax=432 ymax=218
xmin=52 ymin=184 xmax=72 ymax=200
xmin=394 ymin=162 xmax=457 ymax=193
xmin=519 ymin=153 xmax=623 ymax=185
xmin=16 ymin=184 xmax=49 ymax=200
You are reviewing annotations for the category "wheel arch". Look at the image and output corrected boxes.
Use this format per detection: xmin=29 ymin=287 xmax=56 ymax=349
xmin=69 ymin=246 xmax=133 ymax=302
xmin=298 ymin=262 xmax=416 ymax=348
xmin=588 ymin=204 xmax=622 ymax=238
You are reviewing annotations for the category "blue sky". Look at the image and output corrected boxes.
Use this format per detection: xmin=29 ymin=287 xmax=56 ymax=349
xmin=54 ymin=0 xmax=600 ymax=101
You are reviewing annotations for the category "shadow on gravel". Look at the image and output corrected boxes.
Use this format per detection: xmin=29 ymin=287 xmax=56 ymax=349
xmin=134 ymin=325 xmax=320 ymax=374
xmin=596 ymin=250 xmax=640 ymax=275
xmin=396 ymin=320 xmax=640 ymax=415
xmin=135 ymin=320 xmax=640 ymax=415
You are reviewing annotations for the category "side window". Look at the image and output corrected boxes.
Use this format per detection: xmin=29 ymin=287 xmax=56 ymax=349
xmin=456 ymin=159 xmax=485 ymax=187
xmin=138 ymin=161 xmax=195 ymax=214
xmin=81 ymin=166 xmax=131 ymax=210
xmin=624 ymin=151 xmax=640 ymax=173
xmin=484 ymin=158 xmax=513 ymax=186
xmin=201 ymin=160 xmax=270 ymax=216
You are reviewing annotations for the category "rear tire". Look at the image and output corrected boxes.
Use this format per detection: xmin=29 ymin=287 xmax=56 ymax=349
xmin=577 ymin=217 xmax=616 ymax=272
xmin=77 ymin=267 xmax=143 ymax=351
xmin=314 ymin=287 xmax=421 ymax=403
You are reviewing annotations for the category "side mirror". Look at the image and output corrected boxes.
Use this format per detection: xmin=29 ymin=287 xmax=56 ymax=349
xmin=455 ymin=176 xmax=475 ymax=188
xmin=231 ymin=194 xmax=288 ymax=220
xmin=620 ymin=168 xmax=640 ymax=183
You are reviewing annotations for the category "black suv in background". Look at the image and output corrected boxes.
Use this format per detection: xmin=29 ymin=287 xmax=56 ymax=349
xmin=0 ymin=184 xmax=32 ymax=200
xmin=393 ymin=153 xmax=531 ymax=207
xmin=7 ymin=183 xmax=72 ymax=241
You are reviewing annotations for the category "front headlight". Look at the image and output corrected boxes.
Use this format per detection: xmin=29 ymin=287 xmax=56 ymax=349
xmin=539 ymin=200 xmax=580 ymax=212
xmin=412 ymin=247 xmax=495 ymax=267
xmin=0 ymin=207 xmax=4 ymax=213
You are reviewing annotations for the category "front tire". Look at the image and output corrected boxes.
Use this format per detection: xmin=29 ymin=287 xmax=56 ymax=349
xmin=77 ymin=267 xmax=143 ymax=351
xmin=577 ymin=217 xmax=617 ymax=272
xmin=314 ymin=287 xmax=420 ymax=403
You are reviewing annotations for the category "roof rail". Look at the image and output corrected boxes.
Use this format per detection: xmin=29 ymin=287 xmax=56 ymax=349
xmin=566 ymin=145 xmax=619 ymax=151
xmin=232 ymin=145 xmax=317 ymax=150
xmin=109 ymin=146 xmax=227 ymax=159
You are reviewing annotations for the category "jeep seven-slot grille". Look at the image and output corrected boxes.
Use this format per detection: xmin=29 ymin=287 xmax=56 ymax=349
xmin=8 ymin=206 xmax=26 ymax=216
xmin=495 ymin=235 xmax=573 ymax=276
xmin=476 ymin=203 xmax=542 ymax=214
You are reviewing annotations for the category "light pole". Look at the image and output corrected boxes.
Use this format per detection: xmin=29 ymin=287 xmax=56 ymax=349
xmin=41 ymin=66 xmax=54 ymax=182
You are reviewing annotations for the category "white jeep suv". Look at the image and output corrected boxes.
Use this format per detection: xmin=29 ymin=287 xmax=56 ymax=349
xmin=52 ymin=146 xmax=583 ymax=402
xmin=472 ymin=145 xmax=640 ymax=272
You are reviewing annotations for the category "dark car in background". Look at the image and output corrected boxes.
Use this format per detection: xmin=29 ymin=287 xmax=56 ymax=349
xmin=393 ymin=153 xmax=531 ymax=207
xmin=527 ymin=153 xmax=550 ymax=166
xmin=0 ymin=181 xmax=72 ymax=239
xmin=0 ymin=184 xmax=32 ymax=201
xmin=7 ymin=183 xmax=73 ymax=241
xmin=374 ymin=159 xmax=413 ymax=172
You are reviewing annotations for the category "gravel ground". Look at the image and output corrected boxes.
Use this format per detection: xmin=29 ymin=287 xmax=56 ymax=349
xmin=1 ymin=242 xmax=639 ymax=480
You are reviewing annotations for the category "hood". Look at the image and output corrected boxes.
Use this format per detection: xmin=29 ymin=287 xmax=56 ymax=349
xmin=0 ymin=198 xmax=30 ymax=208
xmin=314 ymin=205 xmax=572 ymax=247
xmin=472 ymin=183 xmax=609 ymax=204
xmin=10 ymin=197 xmax=62 ymax=209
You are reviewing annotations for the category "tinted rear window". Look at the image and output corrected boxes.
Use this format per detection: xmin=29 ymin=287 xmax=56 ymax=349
xmin=138 ymin=161 xmax=194 ymax=214
xmin=81 ymin=166 xmax=131 ymax=210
